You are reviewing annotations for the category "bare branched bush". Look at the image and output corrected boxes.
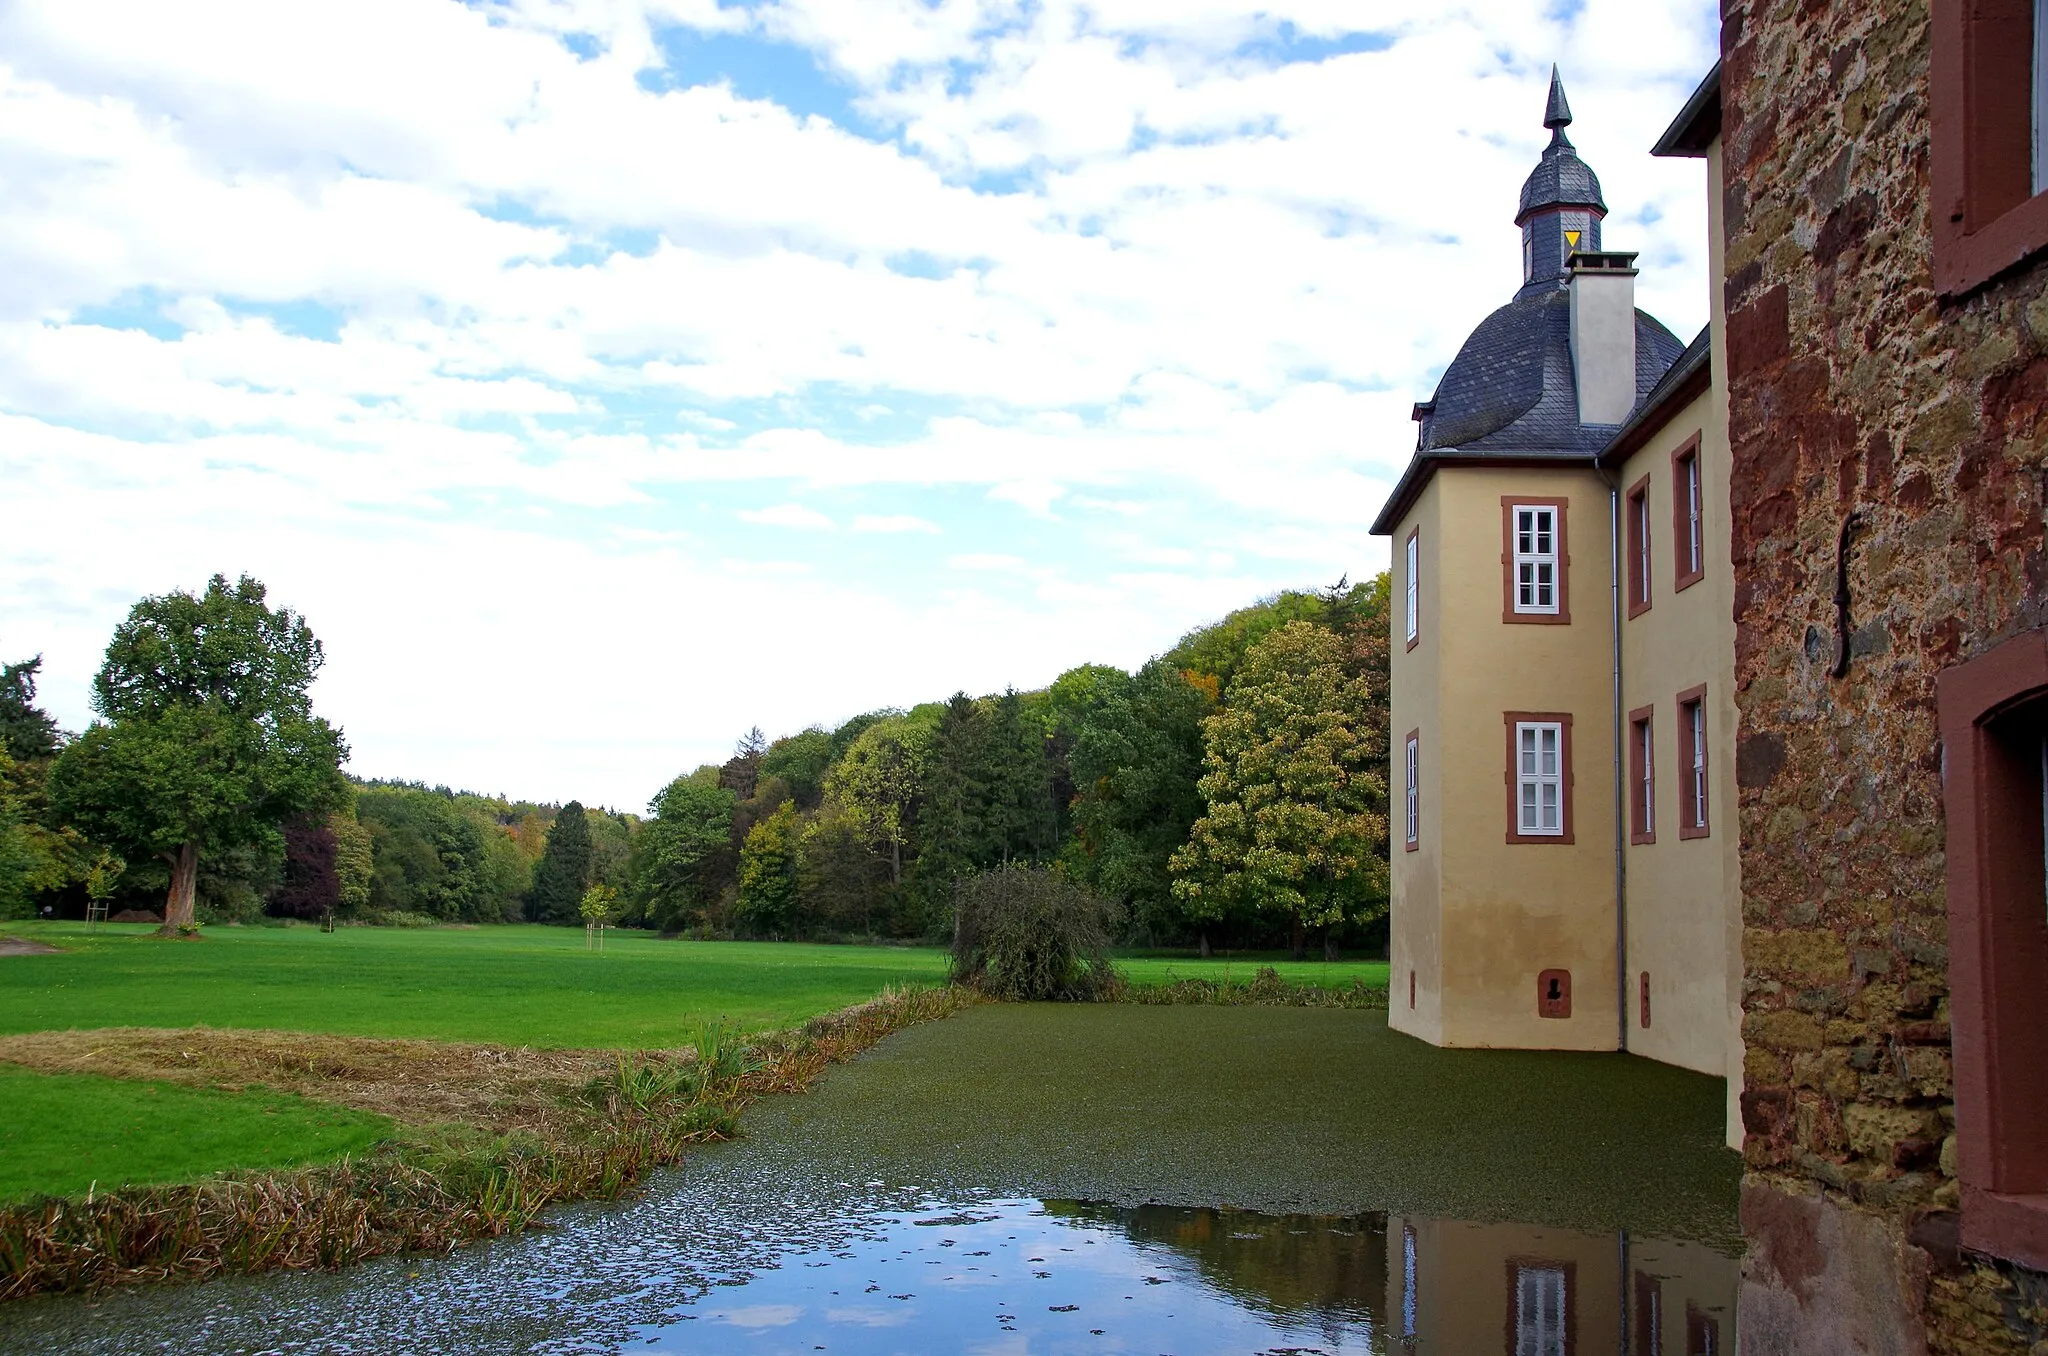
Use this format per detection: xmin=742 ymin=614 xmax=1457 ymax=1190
xmin=949 ymin=865 xmax=1122 ymax=1001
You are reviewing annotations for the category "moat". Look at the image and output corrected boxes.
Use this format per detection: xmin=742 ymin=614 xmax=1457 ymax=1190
xmin=0 ymin=1005 xmax=1743 ymax=1354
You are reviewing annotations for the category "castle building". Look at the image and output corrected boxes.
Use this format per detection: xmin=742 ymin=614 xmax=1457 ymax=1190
xmin=1370 ymin=70 xmax=1745 ymax=1146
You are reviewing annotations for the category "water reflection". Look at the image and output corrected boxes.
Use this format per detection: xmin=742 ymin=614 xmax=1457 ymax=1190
xmin=648 ymin=1198 xmax=1734 ymax=1355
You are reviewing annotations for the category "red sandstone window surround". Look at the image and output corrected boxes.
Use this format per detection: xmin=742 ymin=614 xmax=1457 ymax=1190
xmin=1505 ymin=712 xmax=1574 ymax=844
xmin=1938 ymin=628 xmax=2048 ymax=1271
xmin=1502 ymin=497 xmax=1571 ymax=624
xmin=1629 ymin=705 xmax=1656 ymax=844
xmin=1677 ymin=685 xmax=1710 ymax=840
xmin=1932 ymin=0 xmax=2048 ymax=295
xmin=1626 ymin=474 xmax=1653 ymax=618
xmin=1671 ymin=436 xmax=1704 ymax=592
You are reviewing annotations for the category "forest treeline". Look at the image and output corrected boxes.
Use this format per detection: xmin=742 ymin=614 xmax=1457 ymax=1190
xmin=1 ymin=572 xmax=1392 ymax=954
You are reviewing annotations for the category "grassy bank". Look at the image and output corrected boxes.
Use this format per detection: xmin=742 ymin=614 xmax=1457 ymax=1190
xmin=0 ymin=1069 xmax=391 ymax=1203
xmin=0 ymin=986 xmax=982 ymax=1299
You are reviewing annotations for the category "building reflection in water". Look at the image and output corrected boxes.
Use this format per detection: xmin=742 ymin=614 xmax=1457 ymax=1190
xmin=1050 ymin=1202 xmax=1736 ymax=1355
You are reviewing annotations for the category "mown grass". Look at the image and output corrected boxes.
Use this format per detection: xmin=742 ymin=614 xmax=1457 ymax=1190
xmin=0 ymin=1067 xmax=391 ymax=1204
xmin=0 ymin=924 xmax=951 ymax=1047
xmin=0 ymin=924 xmax=1385 ymax=1047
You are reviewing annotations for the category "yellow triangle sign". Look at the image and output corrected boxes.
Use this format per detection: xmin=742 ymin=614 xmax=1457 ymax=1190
xmin=1565 ymin=229 xmax=1582 ymax=248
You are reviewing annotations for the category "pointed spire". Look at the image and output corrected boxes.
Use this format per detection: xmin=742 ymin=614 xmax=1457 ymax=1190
xmin=1544 ymin=65 xmax=1573 ymax=129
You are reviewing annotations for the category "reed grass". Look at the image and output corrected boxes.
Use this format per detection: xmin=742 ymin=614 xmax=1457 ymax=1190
xmin=0 ymin=984 xmax=982 ymax=1300
xmin=1119 ymin=965 xmax=1389 ymax=1010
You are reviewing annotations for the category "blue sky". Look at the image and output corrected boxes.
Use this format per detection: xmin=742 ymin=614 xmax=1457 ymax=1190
xmin=0 ymin=0 xmax=1718 ymax=809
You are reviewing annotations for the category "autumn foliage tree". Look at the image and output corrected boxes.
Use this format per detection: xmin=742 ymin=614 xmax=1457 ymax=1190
xmin=1169 ymin=621 xmax=1389 ymax=959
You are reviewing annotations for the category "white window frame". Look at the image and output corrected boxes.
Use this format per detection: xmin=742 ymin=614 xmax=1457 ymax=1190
xmin=1689 ymin=701 xmax=1708 ymax=830
xmin=1638 ymin=717 xmax=1656 ymax=835
xmin=1516 ymin=721 xmax=1565 ymax=837
xmin=1514 ymin=1264 xmax=1568 ymax=1356
xmin=1404 ymin=531 xmax=1419 ymax=644
xmin=1512 ymin=504 xmax=1560 ymax=615
xmin=1635 ymin=489 xmax=1652 ymax=603
xmin=1405 ymin=736 xmax=1419 ymax=845
xmin=1684 ymin=454 xmax=1702 ymax=577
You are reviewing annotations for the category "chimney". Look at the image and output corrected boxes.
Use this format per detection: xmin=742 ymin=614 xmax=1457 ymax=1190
xmin=1568 ymin=250 xmax=1639 ymax=425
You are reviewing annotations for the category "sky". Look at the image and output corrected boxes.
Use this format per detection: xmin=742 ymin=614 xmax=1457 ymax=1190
xmin=0 ymin=0 xmax=1719 ymax=811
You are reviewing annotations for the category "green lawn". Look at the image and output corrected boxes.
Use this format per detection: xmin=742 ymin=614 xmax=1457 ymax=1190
xmin=0 ymin=924 xmax=950 ymax=1047
xmin=0 ymin=924 xmax=1388 ymax=1049
xmin=0 ymin=1066 xmax=391 ymax=1203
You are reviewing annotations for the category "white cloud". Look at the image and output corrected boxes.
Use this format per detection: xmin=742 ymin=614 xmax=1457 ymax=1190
xmin=0 ymin=0 xmax=1719 ymax=803
xmin=851 ymin=514 xmax=942 ymax=534
xmin=738 ymin=503 xmax=835 ymax=529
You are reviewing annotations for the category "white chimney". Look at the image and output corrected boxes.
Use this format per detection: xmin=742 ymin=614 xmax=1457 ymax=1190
xmin=1568 ymin=250 xmax=1640 ymax=425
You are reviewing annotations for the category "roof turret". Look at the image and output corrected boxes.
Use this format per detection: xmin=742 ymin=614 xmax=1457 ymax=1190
xmin=1517 ymin=67 xmax=1607 ymax=226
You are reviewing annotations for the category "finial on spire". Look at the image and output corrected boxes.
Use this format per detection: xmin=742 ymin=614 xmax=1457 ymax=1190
xmin=1543 ymin=65 xmax=1574 ymax=141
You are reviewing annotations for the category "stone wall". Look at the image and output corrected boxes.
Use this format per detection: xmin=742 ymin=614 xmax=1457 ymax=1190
xmin=1718 ymin=0 xmax=2048 ymax=1348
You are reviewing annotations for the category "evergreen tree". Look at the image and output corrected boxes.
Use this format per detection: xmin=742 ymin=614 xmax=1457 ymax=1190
xmin=0 ymin=656 xmax=61 ymax=762
xmin=529 ymin=800 xmax=592 ymax=925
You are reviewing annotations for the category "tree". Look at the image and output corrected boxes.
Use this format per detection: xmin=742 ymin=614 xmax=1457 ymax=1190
xmin=1067 ymin=659 xmax=1213 ymax=945
xmin=825 ymin=714 xmax=932 ymax=889
xmin=734 ymin=802 xmax=801 ymax=938
xmin=761 ymin=727 xmax=834 ymax=809
xmin=331 ymin=812 xmax=373 ymax=916
xmin=1169 ymin=621 xmax=1389 ymax=959
xmin=631 ymin=773 xmax=736 ymax=933
xmin=797 ymin=803 xmax=889 ymax=937
xmin=1161 ymin=590 xmax=1330 ymax=696
xmin=267 ymin=812 xmax=340 ymax=920
xmin=949 ymin=865 xmax=1122 ymax=1001
xmin=48 ymin=574 xmax=348 ymax=932
xmin=0 ymin=656 xmax=61 ymax=762
xmin=719 ymin=727 xmax=769 ymax=801
xmin=528 ymin=800 xmax=592 ymax=925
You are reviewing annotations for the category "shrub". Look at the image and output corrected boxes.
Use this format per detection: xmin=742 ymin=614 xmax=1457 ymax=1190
xmin=948 ymin=865 xmax=1122 ymax=1001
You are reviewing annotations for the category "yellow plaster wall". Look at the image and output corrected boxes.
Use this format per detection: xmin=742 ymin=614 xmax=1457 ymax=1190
xmin=1388 ymin=474 xmax=1444 ymax=1043
xmin=1390 ymin=465 xmax=1618 ymax=1052
xmin=1387 ymin=1217 xmax=1626 ymax=1354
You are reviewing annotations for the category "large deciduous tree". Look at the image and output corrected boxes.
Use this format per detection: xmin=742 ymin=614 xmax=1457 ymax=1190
xmin=49 ymin=575 xmax=347 ymax=932
xmin=825 ymin=714 xmax=932 ymax=889
xmin=734 ymin=801 xmax=801 ymax=938
xmin=1169 ymin=620 xmax=1389 ymax=958
xmin=632 ymin=771 xmax=736 ymax=933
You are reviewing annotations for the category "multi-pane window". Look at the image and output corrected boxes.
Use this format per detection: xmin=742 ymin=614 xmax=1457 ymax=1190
xmin=1629 ymin=709 xmax=1655 ymax=844
xmin=1517 ymin=721 xmax=1565 ymax=836
xmin=1513 ymin=505 xmax=1560 ymax=614
xmin=1404 ymin=735 xmax=1419 ymax=848
xmin=1514 ymin=1264 xmax=1569 ymax=1356
xmin=1678 ymin=688 xmax=1710 ymax=839
xmin=1673 ymin=442 xmax=1704 ymax=591
xmin=1626 ymin=477 xmax=1652 ymax=617
xmin=1404 ymin=530 xmax=1419 ymax=646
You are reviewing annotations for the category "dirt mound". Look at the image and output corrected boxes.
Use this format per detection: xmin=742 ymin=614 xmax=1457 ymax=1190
xmin=109 ymin=909 xmax=162 ymax=923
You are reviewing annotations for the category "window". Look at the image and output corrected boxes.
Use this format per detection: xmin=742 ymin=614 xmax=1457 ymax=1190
xmin=1505 ymin=713 xmax=1573 ymax=843
xmin=1510 ymin=1262 xmax=1572 ymax=1356
xmin=1677 ymin=686 xmax=1709 ymax=839
xmin=1686 ymin=1305 xmax=1721 ymax=1356
xmin=1629 ymin=706 xmax=1656 ymax=844
xmin=1937 ymin=628 xmax=2048 ymax=1271
xmin=1405 ymin=529 xmax=1420 ymax=649
xmin=1501 ymin=497 xmax=1570 ymax=623
xmin=1626 ymin=474 xmax=1653 ymax=618
xmin=1931 ymin=0 xmax=2048 ymax=294
xmin=1514 ymin=506 xmax=1558 ymax=613
xmin=1404 ymin=732 xmax=1420 ymax=850
xmin=1672 ymin=437 xmax=1705 ymax=591
xmin=1635 ymin=1271 xmax=1664 ymax=1356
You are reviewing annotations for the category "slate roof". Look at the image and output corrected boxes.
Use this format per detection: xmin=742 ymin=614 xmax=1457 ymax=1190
xmin=1517 ymin=68 xmax=1607 ymax=224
